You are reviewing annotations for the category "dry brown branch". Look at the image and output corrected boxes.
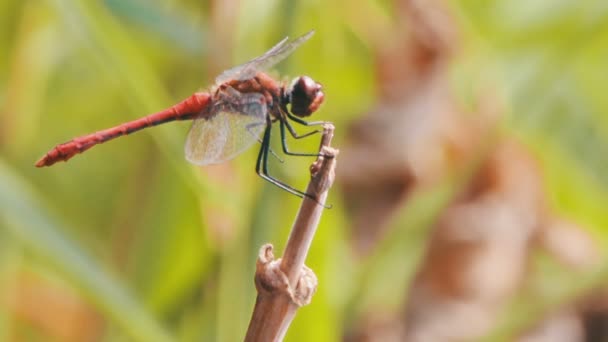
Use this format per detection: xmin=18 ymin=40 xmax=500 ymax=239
xmin=244 ymin=123 xmax=338 ymax=342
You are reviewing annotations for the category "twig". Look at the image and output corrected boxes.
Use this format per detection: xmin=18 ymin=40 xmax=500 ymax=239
xmin=244 ymin=123 xmax=338 ymax=342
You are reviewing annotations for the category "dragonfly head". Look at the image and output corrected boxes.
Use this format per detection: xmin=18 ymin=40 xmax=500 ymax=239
xmin=288 ymin=76 xmax=324 ymax=117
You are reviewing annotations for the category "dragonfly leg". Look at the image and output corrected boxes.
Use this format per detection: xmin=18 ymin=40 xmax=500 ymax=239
xmin=256 ymin=124 xmax=310 ymax=199
xmin=286 ymin=112 xmax=327 ymax=127
xmin=279 ymin=120 xmax=324 ymax=157
xmin=246 ymin=121 xmax=283 ymax=163
xmin=283 ymin=116 xmax=321 ymax=139
xmin=256 ymin=124 xmax=332 ymax=208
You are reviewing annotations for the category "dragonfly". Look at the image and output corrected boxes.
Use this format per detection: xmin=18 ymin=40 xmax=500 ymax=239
xmin=36 ymin=30 xmax=326 ymax=200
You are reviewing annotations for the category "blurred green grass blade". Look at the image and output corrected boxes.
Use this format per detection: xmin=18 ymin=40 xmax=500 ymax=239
xmin=2 ymin=1 xmax=59 ymax=151
xmin=46 ymin=0 xmax=207 ymax=192
xmin=130 ymin=170 xmax=212 ymax=316
xmin=521 ymin=133 xmax=608 ymax=238
xmin=47 ymin=0 xmax=171 ymax=113
xmin=104 ymin=0 xmax=206 ymax=56
xmin=351 ymin=179 xmax=456 ymax=316
xmin=0 ymin=234 xmax=18 ymax=341
xmin=481 ymin=258 xmax=608 ymax=341
xmin=347 ymin=145 xmax=493 ymax=317
xmin=476 ymin=3 xmax=608 ymax=190
xmin=216 ymin=241 xmax=254 ymax=342
xmin=0 ymin=159 xmax=173 ymax=342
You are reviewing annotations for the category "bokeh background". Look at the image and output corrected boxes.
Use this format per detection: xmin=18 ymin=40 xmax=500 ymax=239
xmin=1 ymin=0 xmax=608 ymax=341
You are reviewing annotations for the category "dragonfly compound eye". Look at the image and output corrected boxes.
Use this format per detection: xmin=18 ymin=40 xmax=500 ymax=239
xmin=289 ymin=76 xmax=324 ymax=117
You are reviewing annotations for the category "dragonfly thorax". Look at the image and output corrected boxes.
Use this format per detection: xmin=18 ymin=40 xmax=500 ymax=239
xmin=287 ymin=76 xmax=324 ymax=117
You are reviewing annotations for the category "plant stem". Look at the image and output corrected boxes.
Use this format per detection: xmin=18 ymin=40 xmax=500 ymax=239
xmin=244 ymin=123 xmax=337 ymax=342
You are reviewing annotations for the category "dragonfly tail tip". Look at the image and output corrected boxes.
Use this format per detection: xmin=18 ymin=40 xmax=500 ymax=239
xmin=35 ymin=156 xmax=48 ymax=168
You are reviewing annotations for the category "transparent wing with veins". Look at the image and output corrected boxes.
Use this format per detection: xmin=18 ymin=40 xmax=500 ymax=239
xmin=215 ymin=30 xmax=314 ymax=84
xmin=185 ymin=90 xmax=267 ymax=165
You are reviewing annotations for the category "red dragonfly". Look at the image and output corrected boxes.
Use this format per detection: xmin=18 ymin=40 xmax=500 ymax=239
xmin=36 ymin=31 xmax=326 ymax=199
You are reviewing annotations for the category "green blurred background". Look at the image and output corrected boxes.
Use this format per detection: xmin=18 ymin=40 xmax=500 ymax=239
xmin=1 ymin=0 xmax=607 ymax=341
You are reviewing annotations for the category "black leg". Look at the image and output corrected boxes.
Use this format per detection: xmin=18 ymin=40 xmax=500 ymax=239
xmin=255 ymin=124 xmax=311 ymax=199
xmin=246 ymin=121 xmax=283 ymax=163
xmin=283 ymin=116 xmax=320 ymax=140
xmin=280 ymin=120 xmax=323 ymax=157
xmin=286 ymin=112 xmax=326 ymax=127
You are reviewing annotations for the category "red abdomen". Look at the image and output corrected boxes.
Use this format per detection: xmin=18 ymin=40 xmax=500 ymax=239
xmin=35 ymin=92 xmax=211 ymax=167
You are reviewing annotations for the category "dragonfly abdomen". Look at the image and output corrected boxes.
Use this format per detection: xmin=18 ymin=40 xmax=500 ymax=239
xmin=35 ymin=93 xmax=211 ymax=167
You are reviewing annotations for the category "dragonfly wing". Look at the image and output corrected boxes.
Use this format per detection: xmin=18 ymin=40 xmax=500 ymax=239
xmin=215 ymin=30 xmax=314 ymax=84
xmin=185 ymin=92 xmax=268 ymax=165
